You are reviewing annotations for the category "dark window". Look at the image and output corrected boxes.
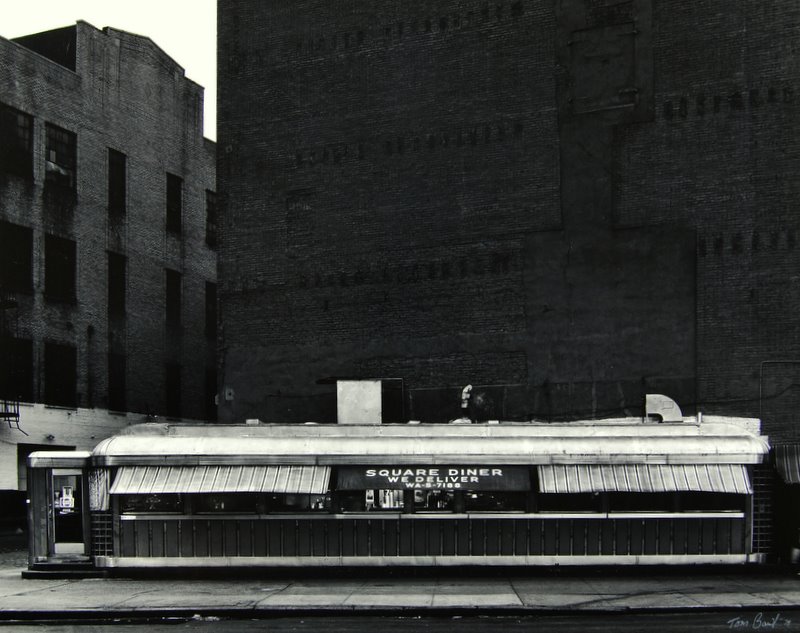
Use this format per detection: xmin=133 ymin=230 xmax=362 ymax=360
xmin=121 ymin=494 xmax=182 ymax=514
xmin=44 ymin=123 xmax=77 ymax=190
xmin=107 ymin=252 xmax=126 ymax=318
xmin=165 ymin=362 xmax=181 ymax=418
xmin=44 ymin=342 xmax=77 ymax=407
xmin=0 ymin=221 xmax=33 ymax=293
xmin=0 ymin=337 xmax=33 ymax=402
xmin=194 ymin=493 xmax=257 ymax=514
xmin=205 ymin=281 xmax=217 ymax=339
xmin=205 ymin=190 xmax=217 ymax=249
xmin=108 ymin=149 xmax=126 ymax=215
xmin=165 ymin=269 xmax=181 ymax=328
xmin=0 ymin=103 xmax=33 ymax=179
xmin=44 ymin=234 xmax=76 ymax=303
xmin=108 ymin=353 xmax=126 ymax=411
xmin=538 ymin=493 xmax=603 ymax=512
xmin=166 ymin=172 xmax=182 ymax=234
xmin=205 ymin=366 xmax=217 ymax=421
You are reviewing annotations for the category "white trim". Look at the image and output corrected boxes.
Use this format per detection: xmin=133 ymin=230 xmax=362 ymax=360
xmin=96 ymin=553 xmax=763 ymax=568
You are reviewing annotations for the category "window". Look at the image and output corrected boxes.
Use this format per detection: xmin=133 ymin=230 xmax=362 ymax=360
xmin=44 ymin=235 xmax=76 ymax=303
xmin=166 ymin=172 xmax=182 ymax=234
xmin=0 ymin=103 xmax=33 ymax=179
xmin=205 ymin=366 xmax=217 ymax=421
xmin=165 ymin=362 xmax=181 ymax=418
xmin=0 ymin=337 xmax=33 ymax=402
xmin=165 ymin=269 xmax=181 ymax=328
xmin=107 ymin=252 xmax=126 ymax=317
xmin=44 ymin=123 xmax=77 ymax=191
xmin=108 ymin=149 xmax=126 ymax=215
xmin=0 ymin=221 xmax=33 ymax=293
xmin=108 ymin=353 xmax=126 ymax=411
xmin=44 ymin=342 xmax=77 ymax=407
xmin=194 ymin=493 xmax=257 ymax=514
xmin=205 ymin=190 xmax=217 ymax=249
xmin=205 ymin=281 xmax=216 ymax=339
xmin=121 ymin=494 xmax=182 ymax=514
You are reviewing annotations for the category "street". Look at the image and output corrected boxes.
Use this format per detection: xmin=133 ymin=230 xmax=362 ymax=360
xmin=0 ymin=612 xmax=798 ymax=632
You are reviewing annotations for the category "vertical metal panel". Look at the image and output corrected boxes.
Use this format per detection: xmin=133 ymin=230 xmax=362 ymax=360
xmin=442 ymin=521 xmax=456 ymax=555
xmin=165 ymin=521 xmax=179 ymax=557
xmin=586 ymin=521 xmax=601 ymax=555
xmin=413 ymin=521 xmax=427 ymax=556
xmin=209 ymin=521 xmax=224 ymax=556
xmin=644 ymin=521 xmax=658 ymax=555
xmin=253 ymin=521 xmax=267 ymax=556
xmin=543 ymin=521 xmax=557 ymax=555
xmin=731 ymin=519 xmax=745 ymax=554
xmin=121 ymin=521 xmax=135 ymax=556
xmin=558 ymin=520 xmax=572 ymax=555
xmin=224 ymin=521 xmax=238 ymax=556
xmin=471 ymin=520 xmax=485 ymax=556
xmin=571 ymin=519 xmax=587 ymax=555
xmin=701 ymin=520 xmax=715 ymax=554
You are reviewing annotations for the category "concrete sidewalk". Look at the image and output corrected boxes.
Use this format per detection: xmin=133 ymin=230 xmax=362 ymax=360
xmin=0 ymin=549 xmax=799 ymax=620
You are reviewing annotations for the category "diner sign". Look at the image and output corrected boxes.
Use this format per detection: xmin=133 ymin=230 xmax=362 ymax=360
xmin=337 ymin=466 xmax=530 ymax=491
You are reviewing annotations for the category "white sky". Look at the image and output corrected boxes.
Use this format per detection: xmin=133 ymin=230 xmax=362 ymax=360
xmin=2 ymin=1 xmax=217 ymax=140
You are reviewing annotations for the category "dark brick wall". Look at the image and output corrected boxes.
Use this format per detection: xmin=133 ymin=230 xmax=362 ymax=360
xmin=0 ymin=22 xmax=216 ymax=420
xmin=217 ymin=0 xmax=798 ymax=434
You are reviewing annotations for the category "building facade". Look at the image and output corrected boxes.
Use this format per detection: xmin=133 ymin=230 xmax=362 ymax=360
xmin=0 ymin=21 xmax=217 ymax=500
xmin=216 ymin=0 xmax=800 ymax=444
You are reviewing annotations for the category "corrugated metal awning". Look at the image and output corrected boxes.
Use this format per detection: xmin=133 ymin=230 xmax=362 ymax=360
xmin=109 ymin=465 xmax=330 ymax=495
xmin=775 ymin=445 xmax=800 ymax=485
xmin=538 ymin=464 xmax=752 ymax=494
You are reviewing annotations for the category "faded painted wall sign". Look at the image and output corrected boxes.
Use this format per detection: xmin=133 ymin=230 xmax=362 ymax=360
xmin=337 ymin=466 xmax=531 ymax=490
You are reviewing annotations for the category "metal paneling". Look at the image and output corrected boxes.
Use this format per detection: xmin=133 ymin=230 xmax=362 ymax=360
xmin=774 ymin=445 xmax=800 ymax=484
xmin=538 ymin=464 xmax=752 ymax=494
xmin=109 ymin=465 xmax=330 ymax=495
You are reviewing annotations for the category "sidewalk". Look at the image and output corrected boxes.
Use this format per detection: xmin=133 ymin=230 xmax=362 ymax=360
xmin=0 ymin=548 xmax=798 ymax=620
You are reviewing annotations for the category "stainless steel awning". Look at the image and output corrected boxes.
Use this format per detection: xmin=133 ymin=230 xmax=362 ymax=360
xmin=774 ymin=445 xmax=800 ymax=485
xmin=109 ymin=465 xmax=331 ymax=495
xmin=538 ymin=464 xmax=752 ymax=494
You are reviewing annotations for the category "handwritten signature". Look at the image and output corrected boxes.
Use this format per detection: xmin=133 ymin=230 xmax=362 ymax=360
xmin=727 ymin=613 xmax=793 ymax=630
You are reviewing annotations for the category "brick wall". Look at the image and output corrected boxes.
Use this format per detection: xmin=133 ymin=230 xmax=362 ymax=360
xmin=218 ymin=0 xmax=800 ymax=436
xmin=0 ymin=22 xmax=216 ymax=432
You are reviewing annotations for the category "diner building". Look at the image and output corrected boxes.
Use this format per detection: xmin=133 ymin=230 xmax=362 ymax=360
xmin=26 ymin=405 xmax=771 ymax=573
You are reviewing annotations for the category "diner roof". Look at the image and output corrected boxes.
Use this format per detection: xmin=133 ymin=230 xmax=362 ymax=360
xmin=89 ymin=418 xmax=769 ymax=467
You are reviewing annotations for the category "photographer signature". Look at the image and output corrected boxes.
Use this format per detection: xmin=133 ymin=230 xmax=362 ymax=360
xmin=727 ymin=613 xmax=793 ymax=630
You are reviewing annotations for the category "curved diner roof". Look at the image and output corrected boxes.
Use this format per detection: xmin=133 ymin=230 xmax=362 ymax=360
xmin=90 ymin=417 xmax=769 ymax=467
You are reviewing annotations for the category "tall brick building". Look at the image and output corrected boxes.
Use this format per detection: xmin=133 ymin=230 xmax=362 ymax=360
xmin=217 ymin=1 xmax=800 ymax=445
xmin=0 ymin=22 xmax=217 ymax=498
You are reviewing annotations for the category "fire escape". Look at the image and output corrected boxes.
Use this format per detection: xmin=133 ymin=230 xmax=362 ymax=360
xmin=0 ymin=285 xmax=24 ymax=433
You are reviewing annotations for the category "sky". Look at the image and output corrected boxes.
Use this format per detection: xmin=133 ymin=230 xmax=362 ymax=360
xmin=2 ymin=1 xmax=217 ymax=140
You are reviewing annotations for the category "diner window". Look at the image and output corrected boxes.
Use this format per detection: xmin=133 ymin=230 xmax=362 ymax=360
xmin=607 ymin=492 xmax=674 ymax=513
xmin=266 ymin=493 xmax=330 ymax=512
xmin=44 ymin=342 xmax=77 ymax=408
xmin=537 ymin=493 xmax=604 ymax=513
xmin=193 ymin=493 xmax=257 ymax=514
xmin=464 ymin=491 xmax=528 ymax=512
xmin=107 ymin=148 xmax=126 ymax=216
xmin=166 ymin=172 xmax=182 ymax=234
xmin=108 ymin=352 xmax=126 ymax=411
xmin=0 ymin=221 xmax=33 ymax=293
xmin=120 ymin=494 xmax=183 ymax=514
xmin=107 ymin=252 xmax=126 ymax=317
xmin=45 ymin=234 xmax=76 ymax=303
xmin=205 ymin=190 xmax=217 ymax=249
xmin=0 ymin=103 xmax=33 ymax=180
xmin=678 ymin=492 xmax=746 ymax=512
xmin=45 ymin=123 xmax=77 ymax=191
xmin=165 ymin=269 xmax=181 ymax=328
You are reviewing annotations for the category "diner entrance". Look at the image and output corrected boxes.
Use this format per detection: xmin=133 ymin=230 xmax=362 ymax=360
xmin=26 ymin=453 xmax=91 ymax=566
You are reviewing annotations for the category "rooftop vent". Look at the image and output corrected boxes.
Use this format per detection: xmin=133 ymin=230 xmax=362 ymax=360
xmin=645 ymin=394 xmax=683 ymax=423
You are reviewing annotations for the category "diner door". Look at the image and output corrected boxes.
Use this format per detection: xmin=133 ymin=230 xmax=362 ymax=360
xmin=50 ymin=469 xmax=89 ymax=557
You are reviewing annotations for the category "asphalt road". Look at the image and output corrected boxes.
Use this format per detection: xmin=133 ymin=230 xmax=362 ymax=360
xmin=1 ymin=612 xmax=798 ymax=632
